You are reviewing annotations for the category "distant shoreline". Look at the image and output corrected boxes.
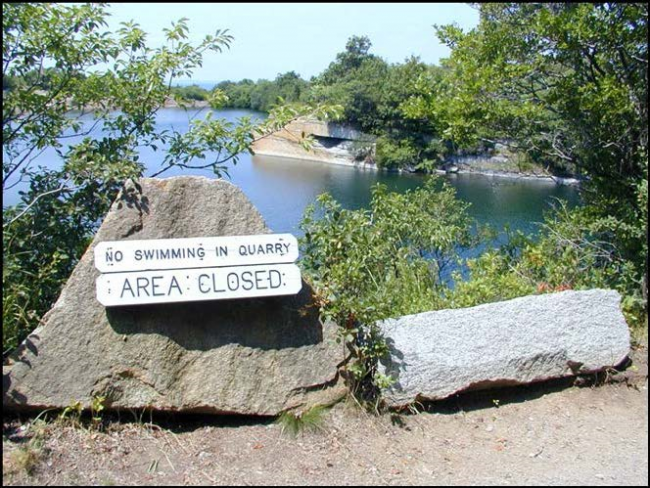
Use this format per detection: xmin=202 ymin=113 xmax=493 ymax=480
xmin=253 ymin=149 xmax=581 ymax=186
xmin=63 ymin=97 xmax=211 ymax=113
xmin=162 ymin=98 xmax=210 ymax=109
xmin=434 ymin=169 xmax=581 ymax=186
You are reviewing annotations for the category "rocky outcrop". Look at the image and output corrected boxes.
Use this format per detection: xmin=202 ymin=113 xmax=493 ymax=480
xmin=378 ymin=290 xmax=630 ymax=408
xmin=443 ymin=145 xmax=581 ymax=185
xmin=277 ymin=118 xmax=368 ymax=141
xmin=3 ymin=177 xmax=347 ymax=415
xmin=252 ymin=118 xmax=376 ymax=168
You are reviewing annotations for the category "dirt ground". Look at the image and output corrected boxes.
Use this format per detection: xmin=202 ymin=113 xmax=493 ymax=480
xmin=3 ymin=347 xmax=648 ymax=486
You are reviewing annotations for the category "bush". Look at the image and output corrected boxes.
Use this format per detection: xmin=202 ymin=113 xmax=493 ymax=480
xmin=300 ymin=180 xmax=647 ymax=406
xmin=300 ymin=177 xmax=476 ymax=401
xmin=448 ymin=201 xmax=647 ymax=331
xmin=374 ymin=136 xmax=418 ymax=170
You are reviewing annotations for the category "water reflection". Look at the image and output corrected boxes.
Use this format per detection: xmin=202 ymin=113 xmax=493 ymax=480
xmin=235 ymin=154 xmax=579 ymax=237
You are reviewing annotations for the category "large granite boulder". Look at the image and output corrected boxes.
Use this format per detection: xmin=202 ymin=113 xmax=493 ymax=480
xmin=378 ymin=290 xmax=630 ymax=408
xmin=3 ymin=177 xmax=347 ymax=415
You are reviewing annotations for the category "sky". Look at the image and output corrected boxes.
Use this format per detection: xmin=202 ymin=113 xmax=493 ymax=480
xmin=104 ymin=3 xmax=480 ymax=83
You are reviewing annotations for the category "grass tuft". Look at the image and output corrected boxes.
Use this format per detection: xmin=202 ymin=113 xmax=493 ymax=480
xmin=8 ymin=445 xmax=41 ymax=476
xmin=276 ymin=404 xmax=329 ymax=436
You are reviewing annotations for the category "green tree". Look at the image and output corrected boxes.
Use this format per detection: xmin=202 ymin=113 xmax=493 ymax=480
xmin=377 ymin=56 xmax=437 ymax=135
xmin=405 ymin=2 xmax=648 ymax=311
xmin=310 ymin=37 xmax=444 ymax=166
xmin=311 ymin=39 xmax=388 ymax=133
xmin=217 ymin=72 xmax=309 ymax=112
xmin=411 ymin=3 xmax=647 ymax=191
xmin=318 ymin=35 xmax=376 ymax=84
xmin=274 ymin=71 xmax=309 ymax=102
xmin=171 ymin=84 xmax=209 ymax=101
xmin=215 ymin=79 xmax=254 ymax=108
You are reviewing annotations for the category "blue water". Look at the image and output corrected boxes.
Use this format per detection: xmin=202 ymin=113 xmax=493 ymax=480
xmin=3 ymin=108 xmax=580 ymax=240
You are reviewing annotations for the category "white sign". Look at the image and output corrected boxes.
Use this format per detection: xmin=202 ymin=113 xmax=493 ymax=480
xmin=94 ymin=233 xmax=298 ymax=273
xmin=96 ymin=263 xmax=302 ymax=307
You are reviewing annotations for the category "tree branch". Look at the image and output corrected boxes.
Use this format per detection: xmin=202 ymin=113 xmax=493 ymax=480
xmin=4 ymin=179 xmax=74 ymax=228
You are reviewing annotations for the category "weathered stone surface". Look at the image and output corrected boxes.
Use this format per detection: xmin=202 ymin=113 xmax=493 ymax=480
xmin=3 ymin=176 xmax=347 ymax=415
xmin=252 ymin=117 xmax=377 ymax=168
xmin=378 ymin=290 xmax=630 ymax=407
xmin=282 ymin=118 xmax=370 ymax=141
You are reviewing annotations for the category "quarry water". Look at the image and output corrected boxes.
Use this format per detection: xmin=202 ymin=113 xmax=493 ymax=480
xmin=4 ymin=108 xmax=580 ymax=245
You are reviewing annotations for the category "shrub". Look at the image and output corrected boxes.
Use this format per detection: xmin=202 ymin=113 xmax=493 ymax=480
xmin=374 ymin=135 xmax=418 ymax=170
xmin=301 ymin=180 xmax=647 ymax=406
xmin=449 ymin=201 xmax=647 ymax=332
xmin=300 ymin=177 xmax=476 ymax=401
